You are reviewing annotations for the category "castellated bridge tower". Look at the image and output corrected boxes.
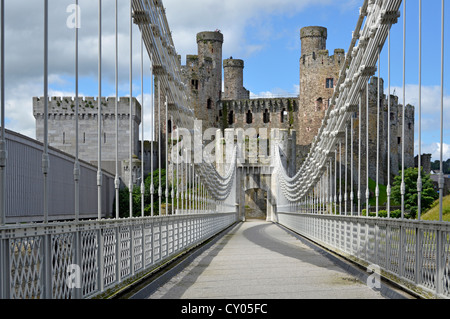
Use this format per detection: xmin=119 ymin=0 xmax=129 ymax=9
xmin=298 ymin=26 xmax=345 ymax=147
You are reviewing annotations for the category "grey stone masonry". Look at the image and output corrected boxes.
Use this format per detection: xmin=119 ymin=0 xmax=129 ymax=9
xmin=33 ymin=96 xmax=141 ymax=183
xmin=223 ymin=58 xmax=250 ymax=100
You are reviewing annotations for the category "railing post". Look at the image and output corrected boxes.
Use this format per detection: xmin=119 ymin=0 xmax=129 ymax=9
xmin=399 ymin=223 xmax=404 ymax=279
xmin=436 ymin=229 xmax=443 ymax=296
xmin=415 ymin=226 xmax=421 ymax=285
xmin=98 ymin=227 xmax=104 ymax=293
xmin=74 ymin=230 xmax=82 ymax=299
xmin=0 ymin=237 xmax=10 ymax=299
xmin=44 ymin=233 xmax=52 ymax=299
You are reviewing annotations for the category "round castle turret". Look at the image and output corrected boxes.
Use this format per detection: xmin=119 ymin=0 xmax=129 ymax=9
xmin=223 ymin=58 xmax=249 ymax=100
xmin=196 ymin=31 xmax=223 ymax=97
xmin=300 ymin=26 xmax=327 ymax=57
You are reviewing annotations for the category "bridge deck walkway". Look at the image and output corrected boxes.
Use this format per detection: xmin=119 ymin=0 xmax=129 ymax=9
xmin=132 ymin=220 xmax=410 ymax=299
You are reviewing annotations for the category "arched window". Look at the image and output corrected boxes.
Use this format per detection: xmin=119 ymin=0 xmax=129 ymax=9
xmin=191 ymin=79 xmax=199 ymax=90
xmin=228 ymin=111 xmax=234 ymax=125
xmin=315 ymin=98 xmax=323 ymax=111
xmin=246 ymin=110 xmax=253 ymax=124
xmin=263 ymin=109 xmax=270 ymax=123
xmin=280 ymin=108 xmax=287 ymax=123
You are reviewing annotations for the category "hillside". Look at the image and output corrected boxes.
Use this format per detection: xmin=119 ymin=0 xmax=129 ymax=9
xmin=421 ymin=194 xmax=450 ymax=222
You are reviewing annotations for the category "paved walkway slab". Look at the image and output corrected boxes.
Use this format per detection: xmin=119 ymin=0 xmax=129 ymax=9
xmin=141 ymin=220 xmax=393 ymax=299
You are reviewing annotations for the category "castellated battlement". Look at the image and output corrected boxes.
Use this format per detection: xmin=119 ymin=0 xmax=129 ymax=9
xmin=220 ymin=97 xmax=298 ymax=114
xmin=33 ymin=96 xmax=141 ymax=123
xmin=196 ymin=31 xmax=224 ymax=43
xmin=300 ymin=48 xmax=345 ymax=67
xmin=300 ymin=26 xmax=327 ymax=39
xmin=223 ymin=59 xmax=245 ymax=68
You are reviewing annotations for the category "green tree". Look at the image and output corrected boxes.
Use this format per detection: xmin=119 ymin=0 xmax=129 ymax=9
xmin=391 ymin=167 xmax=438 ymax=218
xmin=114 ymin=169 xmax=174 ymax=218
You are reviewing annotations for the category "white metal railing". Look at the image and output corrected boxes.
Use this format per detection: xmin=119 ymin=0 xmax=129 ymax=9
xmin=277 ymin=213 xmax=450 ymax=298
xmin=0 ymin=0 xmax=239 ymax=299
xmin=0 ymin=212 xmax=237 ymax=299
xmin=274 ymin=0 xmax=450 ymax=299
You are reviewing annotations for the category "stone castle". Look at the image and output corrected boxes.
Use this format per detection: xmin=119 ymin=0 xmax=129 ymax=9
xmin=33 ymin=25 xmax=415 ymax=214
xmin=181 ymin=26 xmax=414 ymax=176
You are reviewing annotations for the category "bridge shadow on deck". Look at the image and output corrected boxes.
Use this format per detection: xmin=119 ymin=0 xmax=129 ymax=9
xmin=127 ymin=222 xmax=243 ymax=299
xmin=127 ymin=220 xmax=411 ymax=299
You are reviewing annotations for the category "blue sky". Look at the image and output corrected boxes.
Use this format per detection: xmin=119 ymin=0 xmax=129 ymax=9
xmin=2 ymin=0 xmax=449 ymax=161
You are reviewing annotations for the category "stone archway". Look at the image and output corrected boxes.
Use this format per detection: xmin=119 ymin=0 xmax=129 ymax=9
xmin=244 ymin=188 xmax=267 ymax=220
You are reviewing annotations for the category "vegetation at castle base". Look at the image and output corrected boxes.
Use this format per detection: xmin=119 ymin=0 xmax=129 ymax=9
xmin=287 ymin=99 xmax=294 ymax=128
xmin=115 ymin=169 xmax=172 ymax=218
xmin=362 ymin=167 xmax=438 ymax=219
xmin=115 ymin=169 xmax=203 ymax=218
xmin=391 ymin=167 xmax=438 ymax=219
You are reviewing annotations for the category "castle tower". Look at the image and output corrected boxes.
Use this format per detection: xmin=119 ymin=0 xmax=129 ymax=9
xmin=195 ymin=31 xmax=223 ymax=129
xmin=300 ymin=26 xmax=327 ymax=56
xmin=223 ymin=58 xmax=249 ymax=100
xmin=298 ymin=26 xmax=345 ymax=147
xmin=33 ymin=96 xmax=142 ymax=187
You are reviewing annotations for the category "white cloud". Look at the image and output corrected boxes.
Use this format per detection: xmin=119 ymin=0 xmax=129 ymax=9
xmin=164 ymin=0 xmax=335 ymax=59
xmin=387 ymin=84 xmax=450 ymax=160
xmin=418 ymin=142 xmax=450 ymax=163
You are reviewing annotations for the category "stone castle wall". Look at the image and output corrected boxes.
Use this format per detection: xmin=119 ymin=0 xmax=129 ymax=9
xmin=33 ymin=96 xmax=143 ymax=185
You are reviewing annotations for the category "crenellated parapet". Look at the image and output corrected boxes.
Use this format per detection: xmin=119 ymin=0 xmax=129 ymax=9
xmin=33 ymin=96 xmax=141 ymax=123
xmin=220 ymin=97 xmax=298 ymax=114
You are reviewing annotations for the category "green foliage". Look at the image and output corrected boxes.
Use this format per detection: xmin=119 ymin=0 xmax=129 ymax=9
xmin=391 ymin=167 xmax=438 ymax=218
xmin=368 ymin=178 xmax=389 ymax=206
xmin=430 ymin=158 xmax=450 ymax=174
xmin=114 ymin=169 xmax=174 ymax=218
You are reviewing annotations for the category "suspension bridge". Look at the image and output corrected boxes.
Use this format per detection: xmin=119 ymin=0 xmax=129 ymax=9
xmin=0 ymin=0 xmax=449 ymax=300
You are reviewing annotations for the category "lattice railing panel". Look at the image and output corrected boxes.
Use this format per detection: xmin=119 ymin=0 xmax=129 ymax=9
xmin=81 ymin=230 xmax=98 ymax=297
xmin=51 ymin=233 xmax=75 ymax=299
xmin=102 ymin=228 xmax=117 ymax=288
xmin=119 ymin=226 xmax=131 ymax=279
xmin=143 ymin=224 xmax=153 ymax=268
xmin=443 ymin=231 xmax=450 ymax=297
xmin=421 ymin=229 xmax=437 ymax=291
xmin=133 ymin=225 xmax=143 ymax=273
xmin=377 ymin=225 xmax=387 ymax=269
xmin=9 ymin=236 xmax=43 ymax=299
xmin=403 ymin=227 xmax=417 ymax=283
xmin=387 ymin=225 xmax=400 ymax=275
